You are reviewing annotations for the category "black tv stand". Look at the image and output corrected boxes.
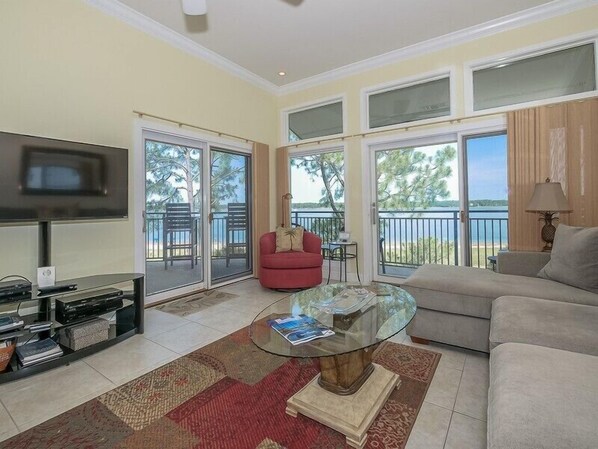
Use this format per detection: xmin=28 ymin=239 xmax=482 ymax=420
xmin=39 ymin=220 xmax=51 ymax=267
xmin=38 ymin=282 xmax=78 ymax=296
xmin=0 ymin=273 xmax=144 ymax=383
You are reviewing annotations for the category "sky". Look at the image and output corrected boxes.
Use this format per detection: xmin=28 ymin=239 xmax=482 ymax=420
xmin=290 ymin=157 xmax=334 ymax=204
xmin=290 ymin=134 xmax=508 ymax=205
xmin=465 ymin=134 xmax=508 ymax=201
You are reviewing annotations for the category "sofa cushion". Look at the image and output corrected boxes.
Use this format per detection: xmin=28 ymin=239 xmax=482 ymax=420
xmin=538 ymin=224 xmax=598 ymax=294
xmin=275 ymin=226 xmax=304 ymax=252
xmin=488 ymin=343 xmax=598 ymax=449
xmin=490 ymin=296 xmax=598 ymax=355
xmin=401 ymin=264 xmax=598 ymax=319
xmin=261 ymin=251 xmax=323 ymax=269
xmin=496 ymin=250 xmax=551 ymax=277
xmin=407 ymin=308 xmax=491 ymax=352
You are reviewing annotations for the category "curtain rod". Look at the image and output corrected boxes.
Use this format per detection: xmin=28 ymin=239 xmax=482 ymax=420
xmin=135 ymin=95 xmax=595 ymax=150
xmin=284 ymin=110 xmax=506 ymax=149
xmin=283 ymin=95 xmax=598 ymax=149
xmin=133 ymin=110 xmax=256 ymax=144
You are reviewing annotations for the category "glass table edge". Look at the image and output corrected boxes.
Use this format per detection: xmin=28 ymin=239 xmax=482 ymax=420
xmin=248 ymin=283 xmax=416 ymax=359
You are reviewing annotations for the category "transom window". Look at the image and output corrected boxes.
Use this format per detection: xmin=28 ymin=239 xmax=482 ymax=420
xmin=367 ymin=75 xmax=451 ymax=130
xmin=471 ymin=42 xmax=596 ymax=112
xmin=286 ymin=100 xmax=344 ymax=143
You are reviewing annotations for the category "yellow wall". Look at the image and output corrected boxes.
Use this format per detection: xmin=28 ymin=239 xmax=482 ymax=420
xmin=276 ymin=6 xmax=598 ymax=279
xmin=1 ymin=0 xmax=596 ymax=283
xmin=0 ymin=0 xmax=277 ymax=280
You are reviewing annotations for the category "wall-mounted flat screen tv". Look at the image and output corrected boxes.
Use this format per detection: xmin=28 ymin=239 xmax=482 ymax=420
xmin=0 ymin=131 xmax=128 ymax=222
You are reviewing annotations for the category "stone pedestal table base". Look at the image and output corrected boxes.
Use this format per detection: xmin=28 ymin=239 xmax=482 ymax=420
xmin=285 ymin=363 xmax=400 ymax=448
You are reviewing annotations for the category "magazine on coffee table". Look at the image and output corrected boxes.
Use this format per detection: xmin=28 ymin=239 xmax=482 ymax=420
xmin=317 ymin=286 xmax=376 ymax=315
xmin=268 ymin=314 xmax=335 ymax=346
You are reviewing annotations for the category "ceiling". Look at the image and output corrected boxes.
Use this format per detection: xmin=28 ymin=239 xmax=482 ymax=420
xmin=115 ymin=0 xmax=560 ymax=87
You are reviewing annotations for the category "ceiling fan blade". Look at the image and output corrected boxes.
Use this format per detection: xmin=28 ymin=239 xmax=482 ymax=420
xmin=182 ymin=0 xmax=207 ymax=15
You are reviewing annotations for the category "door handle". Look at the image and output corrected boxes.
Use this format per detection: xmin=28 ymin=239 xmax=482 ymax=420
xmin=208 ymin=212 xmax=214 ymax=224
xmin=460 ymin=210 xmax=466 ymax=223
xmin=142 ymin=210 xmax=146 ymax=233
xmin=371 ymin=202 xmax=377 ymax=225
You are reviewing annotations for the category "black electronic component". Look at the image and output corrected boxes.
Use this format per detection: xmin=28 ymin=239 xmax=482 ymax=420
xmin=55 ymin=288 xmax=124 ymax=324
xmin=0 ymin=279 xmax=32 ymax=304
xmin=37 ymin=283 xmax=78 ymax=296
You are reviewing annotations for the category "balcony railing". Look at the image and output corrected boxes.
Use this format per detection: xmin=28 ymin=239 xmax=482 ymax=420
xmin=292 ymin=209 xmax=508 ymax=270
xmin=379 ymin=209 xmax=507 ymax=269
xmin=291 ymin=210 xmax=345 ymax=245
xmin=146 ymin=209 xmax=508 ymax=271
xmin=145 ymin=211 xmax=230 ymax=261
xmin=379 ymin=210 xmax=460 ymax=267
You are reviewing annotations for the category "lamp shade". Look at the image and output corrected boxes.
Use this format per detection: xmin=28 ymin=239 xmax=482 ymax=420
xmin=526 ymin=181 xmax=571 ymax=212
xmin=182 ymin=0 xmax=207 ymax=15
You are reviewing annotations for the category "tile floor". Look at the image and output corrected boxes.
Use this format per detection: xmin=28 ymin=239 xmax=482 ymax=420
xmin=392 ymin=333 xmax=489 ymax=449
xmin=0 ymin=279 xmax=489 ymax=448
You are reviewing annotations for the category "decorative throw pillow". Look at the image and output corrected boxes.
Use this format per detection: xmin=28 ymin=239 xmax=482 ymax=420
xmin=537 ymin=224 xmax=598 ymax=293
xmin=275 ymin=226 xmax=304 ymax=252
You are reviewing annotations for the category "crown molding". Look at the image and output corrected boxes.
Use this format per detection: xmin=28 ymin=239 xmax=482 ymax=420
xmin=84 ymin=0 xmax=597 ymax=97
xmin=277 ymin=0 xmax=598 ymax=95
xmin=84 ymin=0 xmax=279 ymax=95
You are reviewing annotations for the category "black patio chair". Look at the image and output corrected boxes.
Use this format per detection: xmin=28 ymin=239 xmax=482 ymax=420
xmin=163 ymin=203 xmax=195 ymax=269
xmin=225 ymin=203 xmax=249 ymax=267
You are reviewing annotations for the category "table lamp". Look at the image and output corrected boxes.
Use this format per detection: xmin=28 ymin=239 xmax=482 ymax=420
xmin=526 ymin=178 xmax=571 ymax=251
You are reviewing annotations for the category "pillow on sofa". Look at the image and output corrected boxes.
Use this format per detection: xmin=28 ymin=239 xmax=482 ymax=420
xmin=538 ymin=224 xmax=598 ymax=293
xmin=275 ymin=226 xmax=304 ymax=252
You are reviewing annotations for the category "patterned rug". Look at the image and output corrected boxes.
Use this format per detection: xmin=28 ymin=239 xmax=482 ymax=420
xmin=2 ymin=329 xmax=440 ymax=449
xmin=154 ymin=290 xmax=239 ymax=317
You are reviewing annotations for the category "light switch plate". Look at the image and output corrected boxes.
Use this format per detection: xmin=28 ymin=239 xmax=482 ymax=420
xmin=37 ymin=266 xmax=56 ymax=287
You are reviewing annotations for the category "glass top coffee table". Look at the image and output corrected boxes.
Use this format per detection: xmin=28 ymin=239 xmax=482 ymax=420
xmin=250 ymin=283 xmax=416 ymax=449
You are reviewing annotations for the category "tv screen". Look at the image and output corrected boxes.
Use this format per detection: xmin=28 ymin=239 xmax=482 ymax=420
xmin=0 ymin=131 xmax=128 ymax=222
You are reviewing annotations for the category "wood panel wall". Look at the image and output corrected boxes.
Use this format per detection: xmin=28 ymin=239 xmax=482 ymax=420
xmin=508 ymin=98 xmax=598 ymax=251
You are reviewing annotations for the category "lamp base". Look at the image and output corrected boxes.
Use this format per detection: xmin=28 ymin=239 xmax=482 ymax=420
xmin=540 ymin=213 xmax=557 ymax=252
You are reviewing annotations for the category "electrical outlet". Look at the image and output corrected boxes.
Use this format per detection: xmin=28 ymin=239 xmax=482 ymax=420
xmin=37 ymin=266 xmax=56 ymax=287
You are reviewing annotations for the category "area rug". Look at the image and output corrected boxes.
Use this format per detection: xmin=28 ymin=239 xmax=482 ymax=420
xmin=2 ymin=329 xmax=440 ymax=449
xmin=154 ymin=290 xmax=238 ymax=317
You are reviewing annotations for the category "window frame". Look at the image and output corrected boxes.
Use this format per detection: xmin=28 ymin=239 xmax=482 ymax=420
xmin=281 ymin=95 xmax=347 ymax=145
xmin=359 ymin=117 xmax=506 ymax=283
xmin=361 ymin=68 xmax=456 ymax=133
xmin=288 ymin=142 xmax=349 ymax=234
xmin=464 ymin=33 xmax=598 ymax=115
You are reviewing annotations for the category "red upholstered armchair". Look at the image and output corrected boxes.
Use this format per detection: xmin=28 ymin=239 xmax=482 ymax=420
xmin=259 ymin=231 xmax=323 ymax=289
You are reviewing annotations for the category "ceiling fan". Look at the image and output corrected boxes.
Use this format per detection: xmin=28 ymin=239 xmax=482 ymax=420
xmin=181 ymin=0 xmax=207 ymax=15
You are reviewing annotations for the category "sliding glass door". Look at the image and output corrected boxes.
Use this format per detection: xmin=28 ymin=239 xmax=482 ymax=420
xmin=144 ymin=137 xmax=204 ymax=296
xmin=209 ymin=147 xmax=252 ymax=283
xmin=140 ymin=130 xmax=254 ymax=302
xmin=370 ymin=128 xmax=508 ymax=279
xmin=462 ymin=132 xmax=508 ymax=268
xmin=374 ymin=140 xmax=460 ymax=278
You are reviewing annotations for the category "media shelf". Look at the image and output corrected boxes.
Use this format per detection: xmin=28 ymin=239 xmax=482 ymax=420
xmin=0 ymin=273 xmax=144 ymax=383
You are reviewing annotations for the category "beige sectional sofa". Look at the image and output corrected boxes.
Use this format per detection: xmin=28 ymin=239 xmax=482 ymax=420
xmin=401 ymin=231 xmax=598 ymax=449
xmin=488 ymin=343 xmax=598 ymax=449
xmin=401 ymin=252 xmax=598 ymax=352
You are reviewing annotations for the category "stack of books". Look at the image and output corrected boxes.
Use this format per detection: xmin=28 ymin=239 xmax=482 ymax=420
xmin=24 ymin=321 xmax=52 ymax=333
xmin=0 ymin=315 xmax=24 ymax=333
xmin=16 ymin=338 xmax=63 ymax=367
